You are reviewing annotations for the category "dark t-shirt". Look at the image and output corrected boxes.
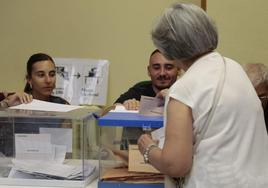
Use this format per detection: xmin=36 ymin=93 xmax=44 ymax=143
xmin=0 ymin=93 xmax=5 ymax=101
xmin=49 ymin=95 xmax=70 ymax=105
xmin=114 ymin=81 xmax=156 ymax=104
xmin=264 ymin=107 xmax=268 ymax=133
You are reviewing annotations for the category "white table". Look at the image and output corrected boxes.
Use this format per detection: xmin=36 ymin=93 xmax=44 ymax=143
xmin=0 ymin=179 xmax=98 ymax=188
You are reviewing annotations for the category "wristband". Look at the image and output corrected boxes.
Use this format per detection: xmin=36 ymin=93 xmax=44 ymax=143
xmin=143 ymin=143 xmax=158 ymax=164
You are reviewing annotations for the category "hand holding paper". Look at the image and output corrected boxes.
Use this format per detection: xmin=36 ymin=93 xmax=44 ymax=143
xmin=138 ymin=96 xmax=164 ymax=116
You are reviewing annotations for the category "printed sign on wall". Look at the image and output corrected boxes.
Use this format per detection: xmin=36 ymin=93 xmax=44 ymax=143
xmin=53 ymin=58 xmax=110 ymax=106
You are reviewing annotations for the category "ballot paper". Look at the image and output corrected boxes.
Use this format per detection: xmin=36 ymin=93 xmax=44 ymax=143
xmin=138 ymin=96 xmax=164 ymax=116
xmin=40 ymin=128 xmax=72 ymax=153
xmin=151 ymin=127 xmax=165 ymax=149
xmin=15 ymin=134 xmax=53 ymax=161
xmin=15 ymin=134 xmax=66 ymax=163
xmin=9 ymin=99 xmax=83 ymax=112
xmin=11 ymin=133 xmax=97 ymax=180
xmin=9 ymin=159 xmax=96 ymax=180
xmin=110 ymin=105 xmax=138 ymax=113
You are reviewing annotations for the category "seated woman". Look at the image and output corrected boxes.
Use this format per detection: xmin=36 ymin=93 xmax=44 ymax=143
xmin=15 ymin=53 xmax=70 ymax=133
xmin=24 ymin=53 xmax=69 ymax=104
xmin=1 ymin=54 xmax=70 ymax=156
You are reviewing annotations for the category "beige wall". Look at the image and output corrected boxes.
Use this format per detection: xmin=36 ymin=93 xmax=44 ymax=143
xmin=7 ymin=1 xmax=268 ymax=105
xmin=0 ymin=0 xmax=209 ymax=107
xmin=207 ymin=0 xmax=268 ymax=65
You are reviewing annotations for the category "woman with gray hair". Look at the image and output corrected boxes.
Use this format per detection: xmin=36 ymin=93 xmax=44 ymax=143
xmin=138 ymin=3 xmax=268 ymax=188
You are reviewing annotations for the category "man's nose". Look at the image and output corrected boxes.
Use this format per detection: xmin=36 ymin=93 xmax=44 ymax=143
xmin=160 ymin=67 xmax=167 ymax=75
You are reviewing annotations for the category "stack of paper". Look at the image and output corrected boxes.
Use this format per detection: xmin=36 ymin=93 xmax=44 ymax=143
xmin=9 ymin=99 xmax=83 ymax=112
xmin=9 ymin=159 xmax=96 ymax=180
xmin=111 ymin=96 xmax=164 ymax=116
xmin=128 ymin=145 xmax=159 ymax=173
xmin=15 ymin=133 xmax=69 ymax=163
xmin=8 ymin=132 xmax=97 ymax=181
xmin=139 ymin=96 xmax=164 ymax=116
xmin=101 ymin=167 xmax=163 ymax=183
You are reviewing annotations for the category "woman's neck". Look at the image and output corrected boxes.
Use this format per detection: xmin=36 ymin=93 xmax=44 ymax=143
xmin=180 ymin=51 xmax=213 ymax=71
xmin=32 ymin=92 xmax=50 ymax=101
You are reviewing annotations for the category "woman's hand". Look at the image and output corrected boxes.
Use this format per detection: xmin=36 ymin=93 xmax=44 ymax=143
xmin=138 ymin=134 xmax=157 ymax=155
xmin=156 ymin=89 xmax=169 ymax=99
xmin=5 ymin=92 xmax=33 ymax=107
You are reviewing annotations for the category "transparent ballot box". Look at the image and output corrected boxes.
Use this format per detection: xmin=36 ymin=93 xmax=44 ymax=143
xmin=0 ymin=107 xmax=100 ymax=187
xmin=98 ymin=112 xmax=164 ymax=188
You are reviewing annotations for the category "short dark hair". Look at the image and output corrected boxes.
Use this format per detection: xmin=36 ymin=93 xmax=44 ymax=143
xmin=150 ymin=49 xmax=161 ymax=58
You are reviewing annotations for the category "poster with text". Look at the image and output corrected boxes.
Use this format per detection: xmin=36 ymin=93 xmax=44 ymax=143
xmin=53 ymin=58 xmax=109 ymax=106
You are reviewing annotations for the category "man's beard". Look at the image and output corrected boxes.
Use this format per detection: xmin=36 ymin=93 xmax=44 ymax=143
xmin=154 ymin=76 xmax=171 ymax=90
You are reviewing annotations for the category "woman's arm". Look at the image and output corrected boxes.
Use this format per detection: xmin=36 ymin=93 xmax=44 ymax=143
xmin=0 ymin=92 xmax=32 ymax=108
xmin=138 ymin=98 xmax=193 ymax=177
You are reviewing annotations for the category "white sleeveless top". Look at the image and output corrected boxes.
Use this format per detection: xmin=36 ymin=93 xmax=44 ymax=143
xmin=165 ymin=52 xmax=268 ymax=188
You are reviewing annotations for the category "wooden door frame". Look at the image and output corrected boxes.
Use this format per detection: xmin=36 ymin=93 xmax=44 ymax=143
xmin=201 ymin=0 xmax=207 ymax=11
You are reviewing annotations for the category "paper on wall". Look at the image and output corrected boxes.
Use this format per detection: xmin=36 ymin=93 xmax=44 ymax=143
xmin=53 ymin=58 xmax=110 ymax=106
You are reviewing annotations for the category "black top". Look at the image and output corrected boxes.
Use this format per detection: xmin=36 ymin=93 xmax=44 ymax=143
xmin=114 ymin=80 xmax=156 ymax=104
xmin=49 ymin=95 xmax=69 ymax=105
xmin=0 ymin=93 xmax=5 ymax=101
xmin=264 ymin=107 xmax=268 ymax=133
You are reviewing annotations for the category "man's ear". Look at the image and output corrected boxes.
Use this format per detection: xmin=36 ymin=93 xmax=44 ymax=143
xmin=147 ymin=65 xmax=151 ymax=77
